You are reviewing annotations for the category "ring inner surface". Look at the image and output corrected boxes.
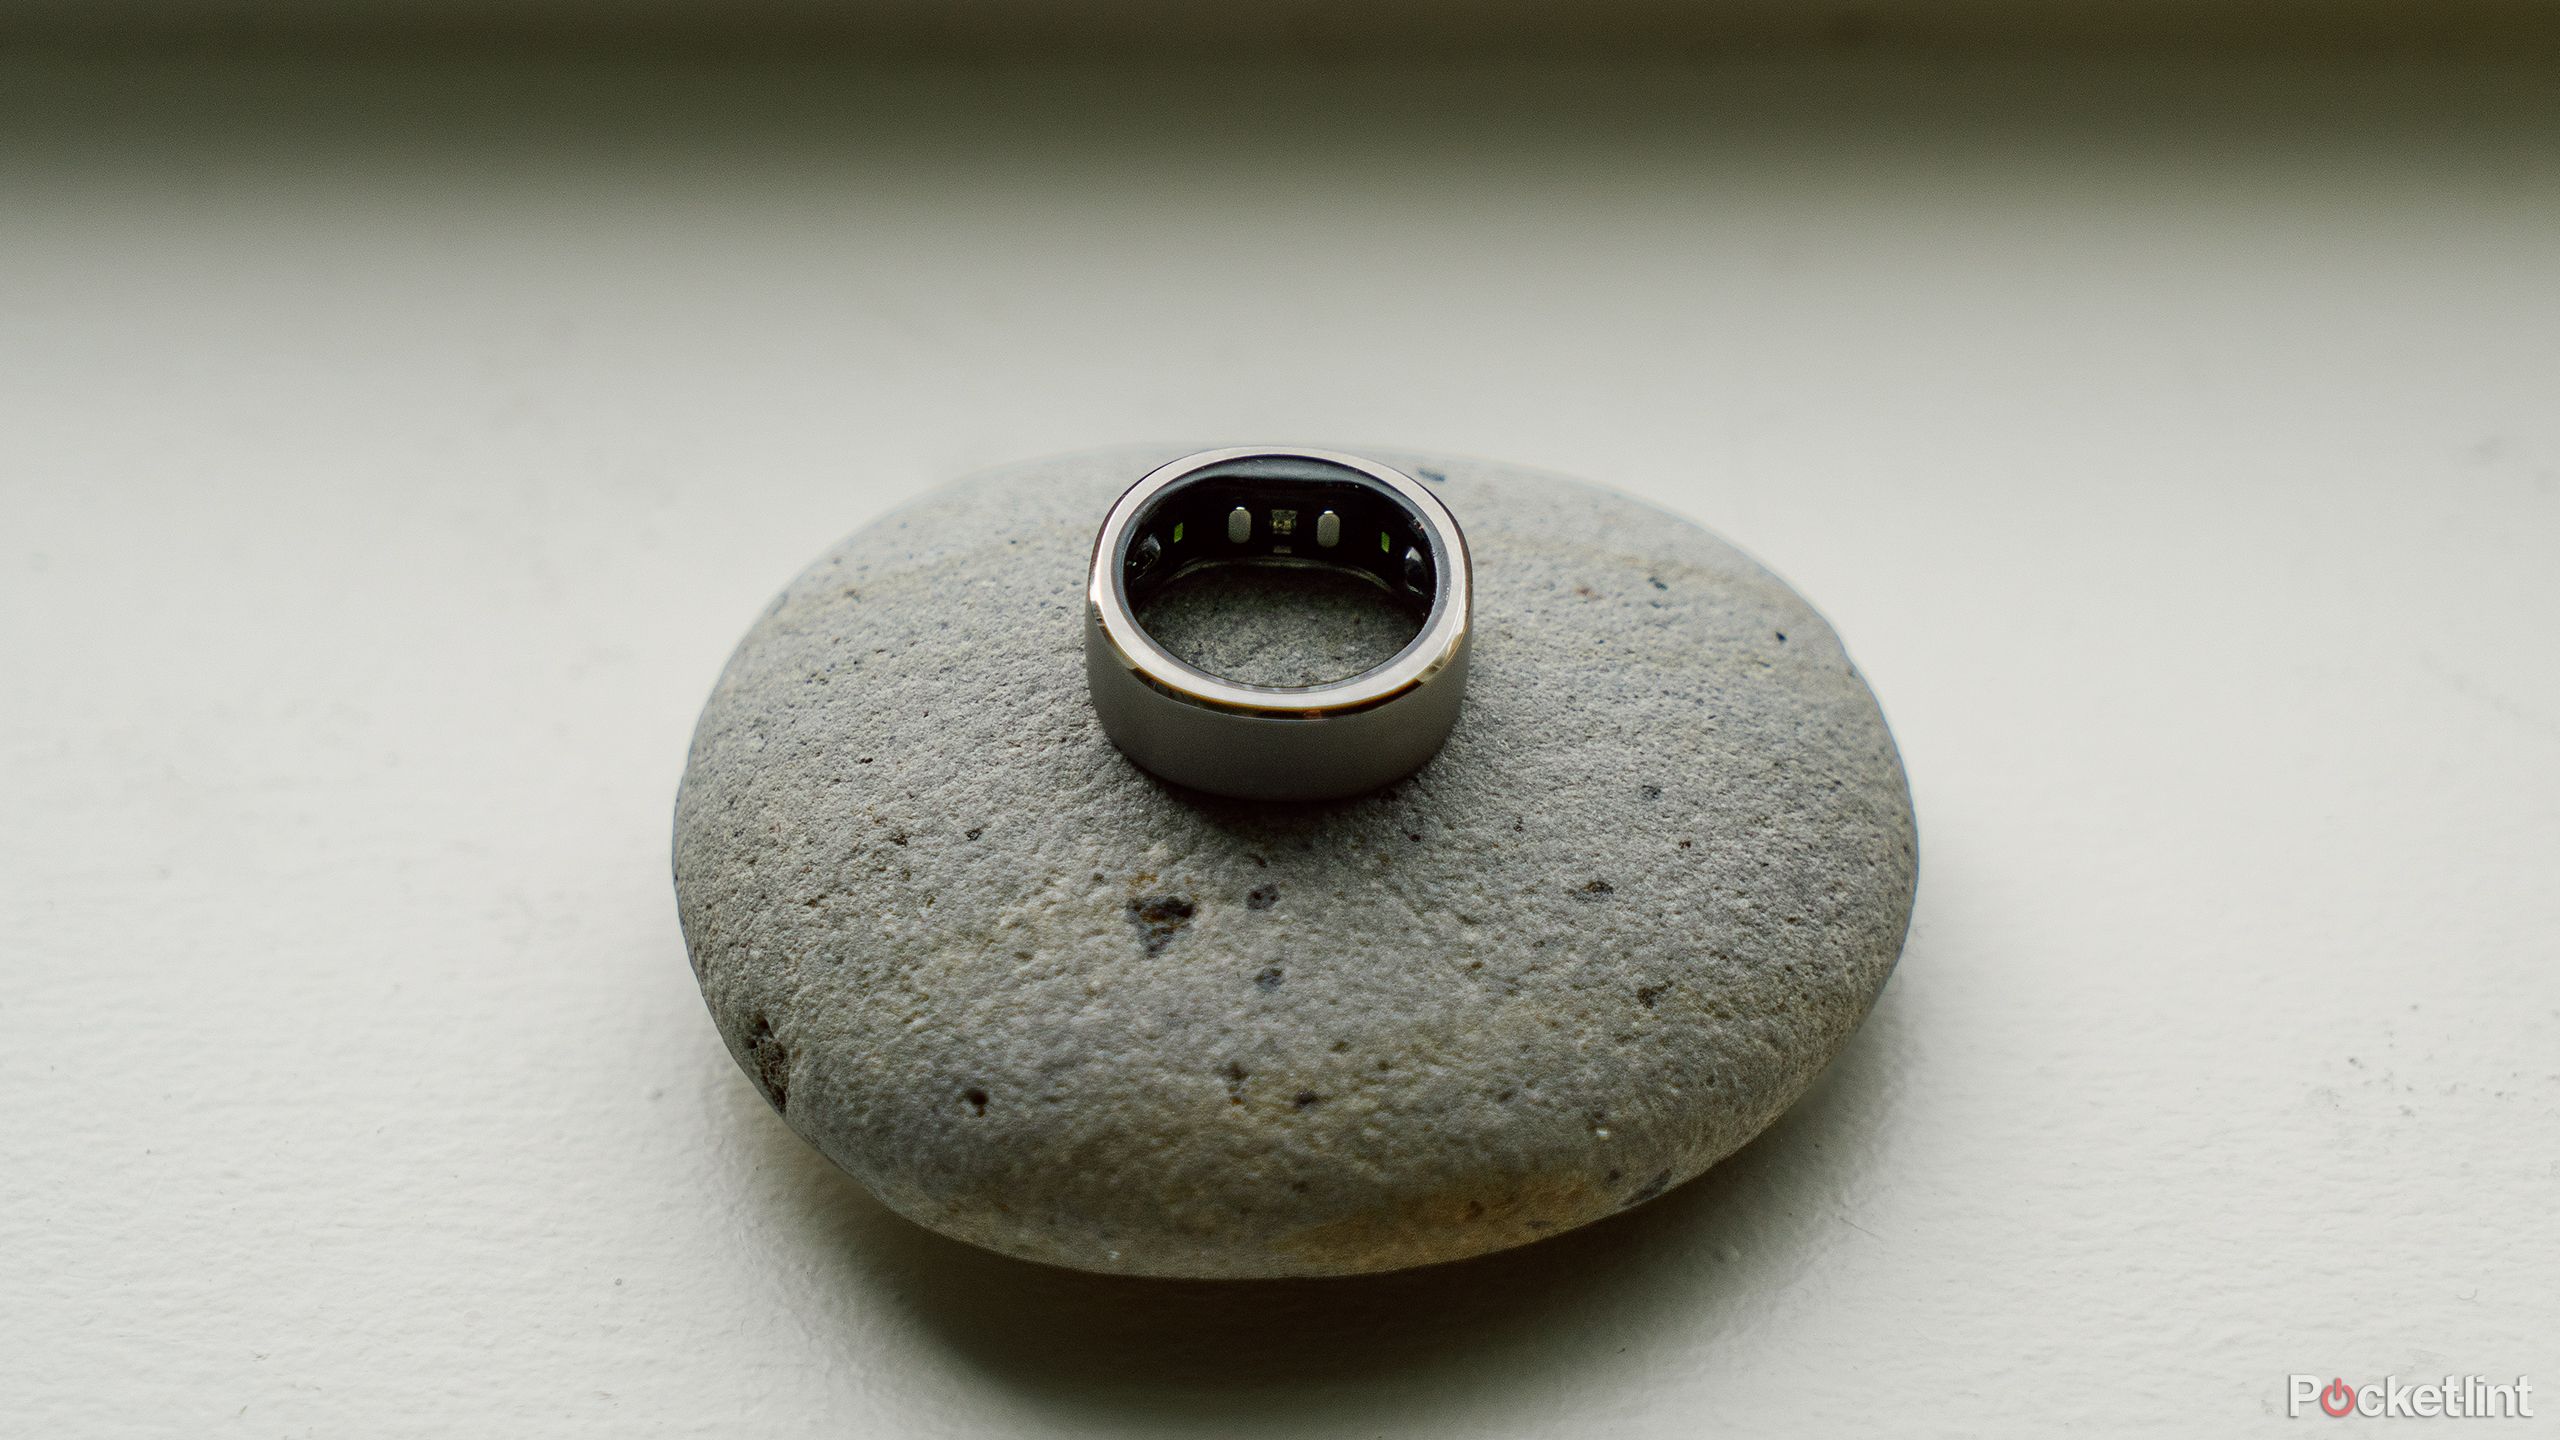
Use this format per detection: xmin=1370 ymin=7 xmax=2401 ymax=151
xmin=1118 ymin=459 xmax=1441 ymax=648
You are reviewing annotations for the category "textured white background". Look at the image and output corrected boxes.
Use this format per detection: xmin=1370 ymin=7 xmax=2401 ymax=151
xmin=3 ymin=53 xmax=2555 ymax=1437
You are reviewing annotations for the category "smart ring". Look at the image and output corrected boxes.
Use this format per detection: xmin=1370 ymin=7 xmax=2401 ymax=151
xmin=1083 ymin=447 xmax=1472 ymax=802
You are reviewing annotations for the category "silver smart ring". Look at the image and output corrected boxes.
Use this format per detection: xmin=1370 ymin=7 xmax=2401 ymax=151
xmin=1084 ymin=447 xmax=1473 ymax=801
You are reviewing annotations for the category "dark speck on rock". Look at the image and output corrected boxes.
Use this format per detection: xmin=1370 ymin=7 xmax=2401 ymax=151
xmin=1640 ymin=784 xmax=1662 ymax=801
xmin=1637 ymin=983 xmax=1669 ymax=1008
xmin=1775 ymin=631 xmax=1788 ymax=643
xmin=965 ymin=827 xmax=983 ymax=841
xmin=1246 ymin=885 xmax=1279 ymax=910
xmin=1128 ymin=894 xmax=1197 ymax=954
xmin=1648 ymin=576 xmax=1668 ymax=591
xmin=1624 ymin=1168 xmax=1675 ymax=1208
xmin=1576 ymin=879 xmax=1615 ymax=900
xmin=963 ymin=1087 xmax=989 ymax=1116
xmin=746 ymin=1015 xmax=790 ymax=1113
xmin=1254 ymin=966 xmax=1284 ymax=991
xmin=1293 ymin=1091 xmax=1323 ymax=1109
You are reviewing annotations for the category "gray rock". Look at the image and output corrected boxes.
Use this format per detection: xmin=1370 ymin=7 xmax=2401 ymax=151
xmin=1137 ymin=562 xmax=1419 ymax=689
xmin=674 ymin=445 xmax=1917 ymax=1279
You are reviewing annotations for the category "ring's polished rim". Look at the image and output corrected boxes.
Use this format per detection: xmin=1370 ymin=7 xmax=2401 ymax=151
xmin=1087 ymin=447 xmax=1471 ymax=720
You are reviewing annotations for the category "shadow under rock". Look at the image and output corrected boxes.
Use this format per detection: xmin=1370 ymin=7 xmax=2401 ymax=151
xmin=737 ymin=988 xmax=1911 ymax=1436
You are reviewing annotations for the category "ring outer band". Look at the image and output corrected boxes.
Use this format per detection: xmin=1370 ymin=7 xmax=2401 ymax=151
xmin=1083 ymin=447 xmax=1473 ymax=802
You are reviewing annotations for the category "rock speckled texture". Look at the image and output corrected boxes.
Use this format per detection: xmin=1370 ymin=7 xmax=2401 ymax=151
xmin=674 ymin=446 xmax=1916 ymax=1278
xmin=1139 ymin=563 xmax=1420 ymax=688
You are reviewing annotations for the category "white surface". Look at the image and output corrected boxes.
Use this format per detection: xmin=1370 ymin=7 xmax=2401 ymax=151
xmin=3 ymin=54 xmax=2555 ymax=1437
